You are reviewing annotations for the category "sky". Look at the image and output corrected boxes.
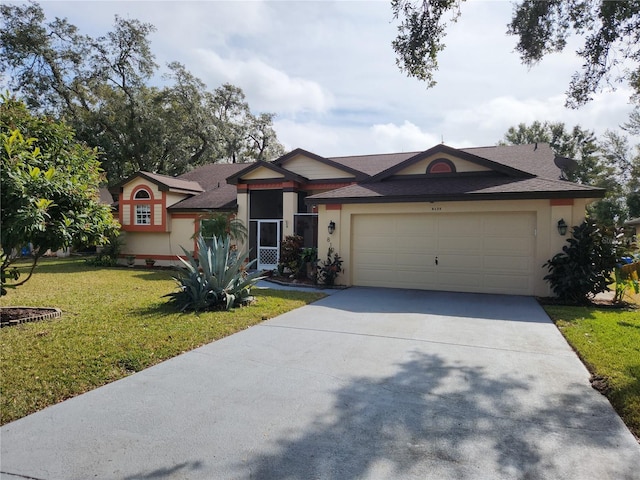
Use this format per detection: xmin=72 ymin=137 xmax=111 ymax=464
xmin=26 ymin=1 xmax=640 ymax=156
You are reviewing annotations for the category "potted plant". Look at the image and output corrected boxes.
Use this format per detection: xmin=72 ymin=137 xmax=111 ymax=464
xmin=145 ymin=258 xmax=156 ymax=267
xmin=126 ymin=255 xmax=136 ymax=267
xmin=300 ymin=247 xmax=318 ymax=281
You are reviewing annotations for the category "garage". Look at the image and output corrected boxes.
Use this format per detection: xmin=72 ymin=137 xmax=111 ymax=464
xmin=352 ymin=212 xmax=536 ymax=295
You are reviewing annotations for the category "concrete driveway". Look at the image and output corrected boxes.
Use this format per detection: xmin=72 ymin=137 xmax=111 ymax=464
xmin=2 ymin=288 xmax=639 ymax=480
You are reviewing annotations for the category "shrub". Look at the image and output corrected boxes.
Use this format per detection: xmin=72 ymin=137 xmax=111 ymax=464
xmin=165 ymin=235 xmax=264 ymax=312
xmin=278 ymin=235 xmax=304 ymax=276
xmin=85 ymin=233 xmax=123 ymax=267
xmin=317 ymin=247 xmax=343 ymax=286
xmin=543 ymin=221 xmax=618 ymax=304
xmin=613 ymin=255 xmax=640 ymax=303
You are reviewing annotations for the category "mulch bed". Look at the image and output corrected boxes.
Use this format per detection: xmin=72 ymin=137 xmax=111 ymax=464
xmin=0 ymin=307 xmax=62 ymax=328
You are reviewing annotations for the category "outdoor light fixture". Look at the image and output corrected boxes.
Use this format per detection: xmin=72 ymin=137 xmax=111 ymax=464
xmin=557 ymin=218 xmax=568 ymax=236
xmin=328 ymin=221 xmax=336 ymax=235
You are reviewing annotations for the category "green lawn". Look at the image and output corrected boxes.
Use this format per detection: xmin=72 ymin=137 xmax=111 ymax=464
xmin=543 ymin=303 xmax=640 ymax=439
xmin=0 ymin=257 xmax=324 ymax=425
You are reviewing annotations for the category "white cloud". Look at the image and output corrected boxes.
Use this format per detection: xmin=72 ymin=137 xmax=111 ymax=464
xmin=275 ymin=119 xmax=441 ymax=156
xmin=371 ymin=121 xmax=441 ymax=152
xmin=194 ymin=49 xmax=334 ymax=115
xmin=441 ymin=89 xmax=636 ymax=147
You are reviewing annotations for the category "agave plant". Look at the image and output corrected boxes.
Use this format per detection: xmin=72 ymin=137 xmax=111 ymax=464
xmin=165 ymin=235 xmax=264 ymax=312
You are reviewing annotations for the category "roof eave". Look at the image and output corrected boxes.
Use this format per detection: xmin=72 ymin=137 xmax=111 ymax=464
xmin=306 ymin=190 xmax=605 ymax=205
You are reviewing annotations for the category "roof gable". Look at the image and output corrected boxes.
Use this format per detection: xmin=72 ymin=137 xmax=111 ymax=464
xmin=368 ymin=144 xmax=534 ymax=183
xmin=226 ymin=160 xmax=307 ymax=185
xmin=274 ymin=148 xmax=366 ymax=180
xmin=393 ymin=153 xmax=493 ymax=176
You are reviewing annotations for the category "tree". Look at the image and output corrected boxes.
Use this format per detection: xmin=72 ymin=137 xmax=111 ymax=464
xmin=501 ymin=121 xmax=609 ymax=185
xmin=501 ymin=121 xmax=640 ymax=226
xmin=0 ymin=2 xmax=284 ymax=185
xmin=391 ymin=0 xmax=640 ymax=107
xmin=1 ymin=95 xmax=119 ymax=295
xmin=543 ymin=221 xmax=618 ymax=304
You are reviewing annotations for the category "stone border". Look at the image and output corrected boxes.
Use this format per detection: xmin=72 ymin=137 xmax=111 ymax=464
xmin=0 ymin=307 xmax=63 ymax=328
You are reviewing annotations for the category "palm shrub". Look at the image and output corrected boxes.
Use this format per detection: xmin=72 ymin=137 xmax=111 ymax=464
xmin=543 ymin=221 xmax=618 ymax=304
xmin=165 ymin=235 xmax=264 ymax=312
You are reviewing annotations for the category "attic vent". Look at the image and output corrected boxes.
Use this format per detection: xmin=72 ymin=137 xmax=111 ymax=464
xmin=426 ymin=158 xmax=456 ymax=175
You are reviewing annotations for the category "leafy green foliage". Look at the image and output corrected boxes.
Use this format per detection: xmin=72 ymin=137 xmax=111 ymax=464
xmin=278 ymin=235 xmax=305 ymax=277
xmin=197 ymin=212 xmax=247 ymax=243
xmin=0 ymin=3 xmax=284 ymax=185
xmin=165 ymin=235 xmax=264 ymax=312
xmin=391 ymin=0 xmax=640 ymax=107
xmin=543 ymin=221 xmax=618 ymax=304
xmin=391 ymin=0 xmax=462 ymax=87
xmin=317 ymin=247 xmax=344 ymax=286
xmin=1 ymin=95 xmax=119 ymax=294
xmin=614 ymin=256 xmax=640 ymax=303
xmin=85 ymin=233 xmax=124 ymax=267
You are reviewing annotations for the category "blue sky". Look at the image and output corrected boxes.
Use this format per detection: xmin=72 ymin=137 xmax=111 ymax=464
xmin=31 ymin=0 xmax=638 ymax=155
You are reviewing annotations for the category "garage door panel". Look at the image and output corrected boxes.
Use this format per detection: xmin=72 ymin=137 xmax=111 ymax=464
xmin=483 ymin=237 xmax=533 ymax=253
xmin=437 ymin=236 xmax=481 ymax=252
xmin=396 ymin=252 xmax=433 ymax=268
xmin=484 ymin=255 xmax=531 ymax=271
xmin=352 ymin=212 xmax=535 ymax=295
xmin=439 ymin=216 xmax=481 ymax=234
xmin=483 ymin=274 xmax=531 ymax=290
xmin=438 ymin=272 xmax=482 ymax=289
xmin=397 ymin=237 xmax=438 ymax=250
xmin=438 ymin=254 xmax=483 ymax=269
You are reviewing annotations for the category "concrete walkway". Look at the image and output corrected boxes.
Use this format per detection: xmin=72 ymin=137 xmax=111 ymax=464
xmin=2 ymin=288 xmax=639 ymax=480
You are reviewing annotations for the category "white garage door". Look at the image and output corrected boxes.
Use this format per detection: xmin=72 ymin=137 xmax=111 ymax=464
xmin=352 ymin=212 xmax=536 ymax=295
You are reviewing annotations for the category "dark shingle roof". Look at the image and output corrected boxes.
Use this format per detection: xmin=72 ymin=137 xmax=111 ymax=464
xmin=307 ymin=175 xmax=605 ymax=204
xmin=169 ymin=163 xmax=247 ymax=210
xmin=461 ymin=143 xmax=561 ymax=179
xmin=136 ymin=171 xmax=204 ymax=193
xmin=328 ymin=151 xmax=419 ymax=176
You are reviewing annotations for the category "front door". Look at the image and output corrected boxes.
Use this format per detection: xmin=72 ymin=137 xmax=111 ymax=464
xmin=257 ymin=220 xmax=280 ymax=270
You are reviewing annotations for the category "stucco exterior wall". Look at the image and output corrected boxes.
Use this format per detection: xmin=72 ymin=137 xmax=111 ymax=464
xmin=284 ymin=154 xmax=355 ymax=179
xmin=283 ymin=191 xmax=297 ymax=237
xmin=242 ymin=168 xmax=285 ymax=180
xmin=317 ymin=198 xmax=598 ymax=296
xmin=119 ymin=215 xmax=197 ymax=267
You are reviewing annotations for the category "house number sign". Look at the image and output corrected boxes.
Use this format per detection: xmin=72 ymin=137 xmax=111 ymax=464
xmin=431 ymin=207 xmax=442 ymax=211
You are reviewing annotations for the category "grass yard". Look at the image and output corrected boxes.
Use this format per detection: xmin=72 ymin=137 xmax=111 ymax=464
xmin=543 ymin=303 xmax=640 ymax=439
xmin=0 ymin=257 xmax=324 ymax=425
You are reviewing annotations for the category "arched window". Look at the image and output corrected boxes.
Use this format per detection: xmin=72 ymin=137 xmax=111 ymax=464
xmin=133 ymin=188 xmax=152 ymax=225
xmin=426 ymin=158 xmax=456 ymax=175
xmin=134 ymin=189 xmax=151 ymax=199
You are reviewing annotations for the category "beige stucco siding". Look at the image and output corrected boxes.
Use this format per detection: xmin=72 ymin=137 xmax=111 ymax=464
xmin=396 ymin=153 xmax=492 ymax=175
xmin=122 ymin=207 xmax=131 ymax=225
xmin=284 ymin=154 xmax=355 ymax=180
xmin=242 ymin=167 xmax=285 ymax=180
xmin=120 ymin=216 xmax=197 ymax=267
xmin=165 ymin=192 xmax=189 ymax=208
xmin=317 ymin=198 xmax=597 ymax=296
xmin=153 ymin=204 xmax=163 ymax=226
